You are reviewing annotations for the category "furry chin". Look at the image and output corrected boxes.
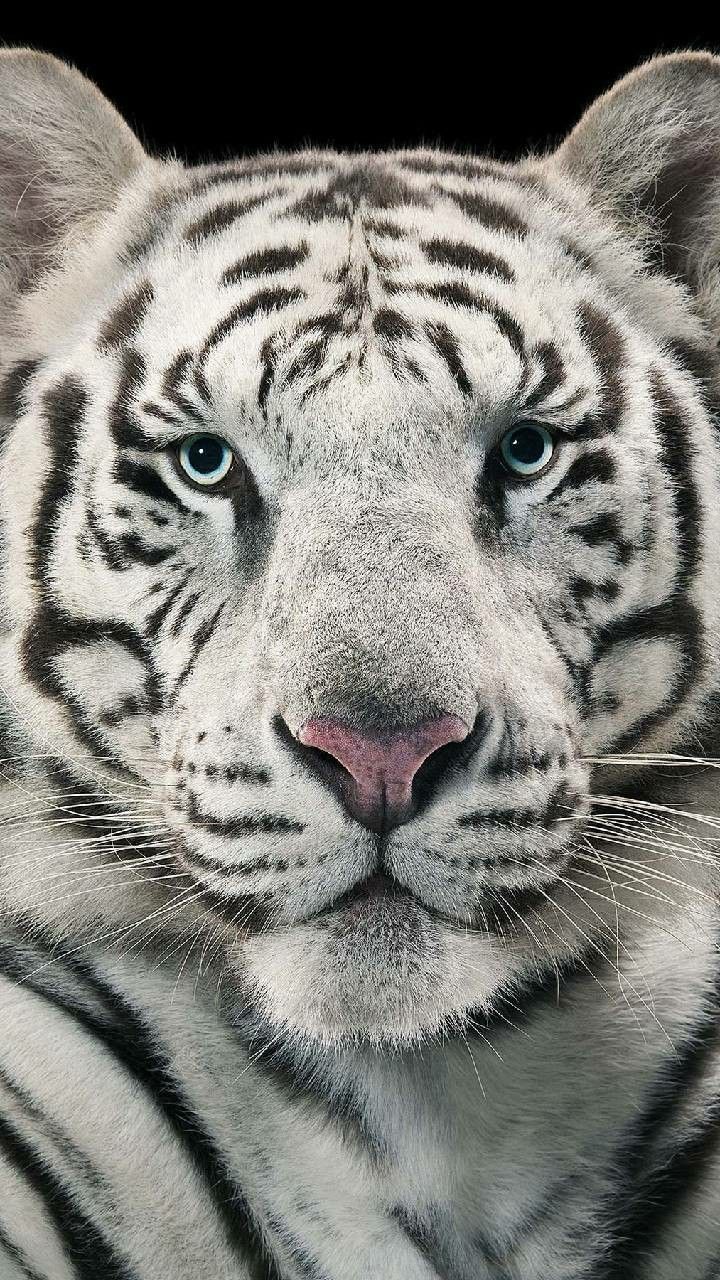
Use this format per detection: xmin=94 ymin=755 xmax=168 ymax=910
xmin=227 ymin=890 xmax=513 ymax=1048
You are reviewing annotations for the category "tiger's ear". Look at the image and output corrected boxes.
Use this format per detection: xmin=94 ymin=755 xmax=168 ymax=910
xmin=0 ymin=49 xmax=146 ymax=291
xmin=554 ymin=52 xmax=720 ymax=294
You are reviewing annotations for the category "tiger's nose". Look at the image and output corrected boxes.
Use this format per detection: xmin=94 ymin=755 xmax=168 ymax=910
xmin=295 ymin=714 xmax=470 ymax=832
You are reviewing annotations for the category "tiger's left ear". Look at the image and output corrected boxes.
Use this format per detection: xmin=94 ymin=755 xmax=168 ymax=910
xmin=0 ymin=49 xmax=147 ymax=295
xmin=554 ymin=51 xmax=720 ymax=297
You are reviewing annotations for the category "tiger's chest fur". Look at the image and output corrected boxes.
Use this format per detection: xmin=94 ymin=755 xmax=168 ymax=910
xmin=2 ymin=914 xmax=718 ymax=1280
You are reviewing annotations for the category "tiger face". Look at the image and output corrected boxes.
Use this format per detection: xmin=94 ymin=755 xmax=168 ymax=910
xmin=1 ymin=49 xmax=720 ymax=1045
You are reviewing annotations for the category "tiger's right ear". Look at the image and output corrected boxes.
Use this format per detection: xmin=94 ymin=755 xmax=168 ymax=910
xmin=0 ymin=48 xmax=146 ymax=292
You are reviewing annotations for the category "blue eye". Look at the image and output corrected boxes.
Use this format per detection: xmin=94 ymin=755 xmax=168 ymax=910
xmin=178 ymin=434 xmax=235 ymax=487
xmin=499 ymin=423 xmax=554 ymax=477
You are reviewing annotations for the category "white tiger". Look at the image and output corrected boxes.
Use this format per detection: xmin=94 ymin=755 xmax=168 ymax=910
xmin=0 ymin=45 xmax=719 ymax=1279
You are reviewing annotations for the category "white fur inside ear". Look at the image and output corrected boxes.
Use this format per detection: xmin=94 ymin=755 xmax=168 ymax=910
xmin=552 ymin=51 xmax=720 ymax=331
xmin=0 ymin=49 xmax=145 ymax=299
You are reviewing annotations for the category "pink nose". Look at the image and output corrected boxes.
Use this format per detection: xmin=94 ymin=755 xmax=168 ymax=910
xmin=296 ymin=714 xmax=469 ymax=831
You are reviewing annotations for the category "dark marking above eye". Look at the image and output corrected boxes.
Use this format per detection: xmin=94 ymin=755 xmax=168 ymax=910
xmin=421 ymin=238 xmax=515 ymax=282
xmin=199 ymin=287 xmax=306 ymax=366
xmin=419 ymin=284 xmax=525 ymax=356
xmin=98 ymin=281 xmax=154 ymax=352
xmin=524 ymin=342 xmax=566 ymax=411
xmin=221 ymin=241 xmax=309 ymax=286
xmin=424 ymin=321 xmax=472 ymax=396
xmin=576 ymin=301 xmax=625 ymax=432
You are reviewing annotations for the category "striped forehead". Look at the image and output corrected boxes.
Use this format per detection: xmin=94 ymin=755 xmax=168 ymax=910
xmin=97 ymin=155 xmax=615 ymax=443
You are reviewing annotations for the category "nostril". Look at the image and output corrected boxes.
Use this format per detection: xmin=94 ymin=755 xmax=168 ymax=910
xmin=411 ymin=710 xmax=490 ymax=814
xmin=292 ymin=713 xmax=471 ymax=832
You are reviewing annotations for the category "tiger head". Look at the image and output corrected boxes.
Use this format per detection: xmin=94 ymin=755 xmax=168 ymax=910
xmin=1 ymin=50 xmax=719 ymax=1045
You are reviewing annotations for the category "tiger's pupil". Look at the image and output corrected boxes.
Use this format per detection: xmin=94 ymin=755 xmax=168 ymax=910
xmin=188 ymin=437 xmax=224 ymax=474
xmin=507 ymin=427 xmax=545 ymax=465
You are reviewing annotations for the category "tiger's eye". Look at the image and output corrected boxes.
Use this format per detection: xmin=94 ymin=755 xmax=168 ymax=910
xmin=499 ymin=424 xmax=554 ymax=477
xmin=178 ymin=434 xmax=235 ymax=487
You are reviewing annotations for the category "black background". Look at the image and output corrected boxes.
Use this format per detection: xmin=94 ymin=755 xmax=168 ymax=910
xmin=1 ymin=21 xmax=719 ymax=162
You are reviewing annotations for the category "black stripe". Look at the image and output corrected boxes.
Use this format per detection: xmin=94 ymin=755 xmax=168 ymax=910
xmin=114 ymin=458 xmax=188 ymax=511
xmin=170 ymin=591 xmax=201 ymax=636
xmin=436 ymin=186 xmax=528 ymax=236
xmin=389 ymin=1203 xmax=450 ymax=1274
xmin=424 ymin=322 xmax=472 ymax=396
xmin=0 ymin=1114 xmax=135 ymax=1280
xmin=199 ymin=288 xmax=306 ymax=366
xmin=589 ymin=960 xmax=720 ymax=1280
xmin=421 ymin=237 xmax=515 ymax=282
xmin=116 ymin=533 xmax=175 ymax=567
xmin=363 ymin=217 xmax=407 ymax=240
xmin=523 ymin=341 xmax=566 ymax=411
xmin=0 ymin=1222 xmax=46 ymax=1280
xmin=576 ymin=302 xmax=625 ymax=434
xmin=30 ymin=377 xmax=87 ymax=586
xmin=221 ymin=241 xmax=309 ymax=285
xmin=0 ymin=940 xmax=277 ymax=1278
xmin=567 ymin=512 xmax=633 ymax=564
xmin=372 ymin=309 xmax=415 ymax=371
xmin=97 ymin=282 xmax=154 ymax=352
xmin=286 ymin=167 xmax=429 ymax=223
xmin=417 ymin=282 xmax=524 ymax=355
xmin=594 ymin=371 xmax=704 ymax=751
xmin=0 ymin=358 xmax=40 ymax=419
xmin=109 ymin=349 xmax=158 ymax=451
xmin=183 ymin=191 xmax=283 ymax=244
xmin=229 ymin=1009 xmax=389 ymax=1164
xmin=550 ymin=450 xmax=615 ymax=502
xmin=85 ymin=504 xmax=129 ymax=571
xmin=652 ymin=368 xmax=702 ymax=596
xmin=194 ymin=883 xmax=272 ymax=931
xmin=185 ymin=792 xmax=304 ymax=837
xmin=173 ymin=602 xmax=227 ymax=695
xmin=257 ymin=336 xmax=279 ymax=413
xmin=160 ymin=350 xmax=208 ymax=426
